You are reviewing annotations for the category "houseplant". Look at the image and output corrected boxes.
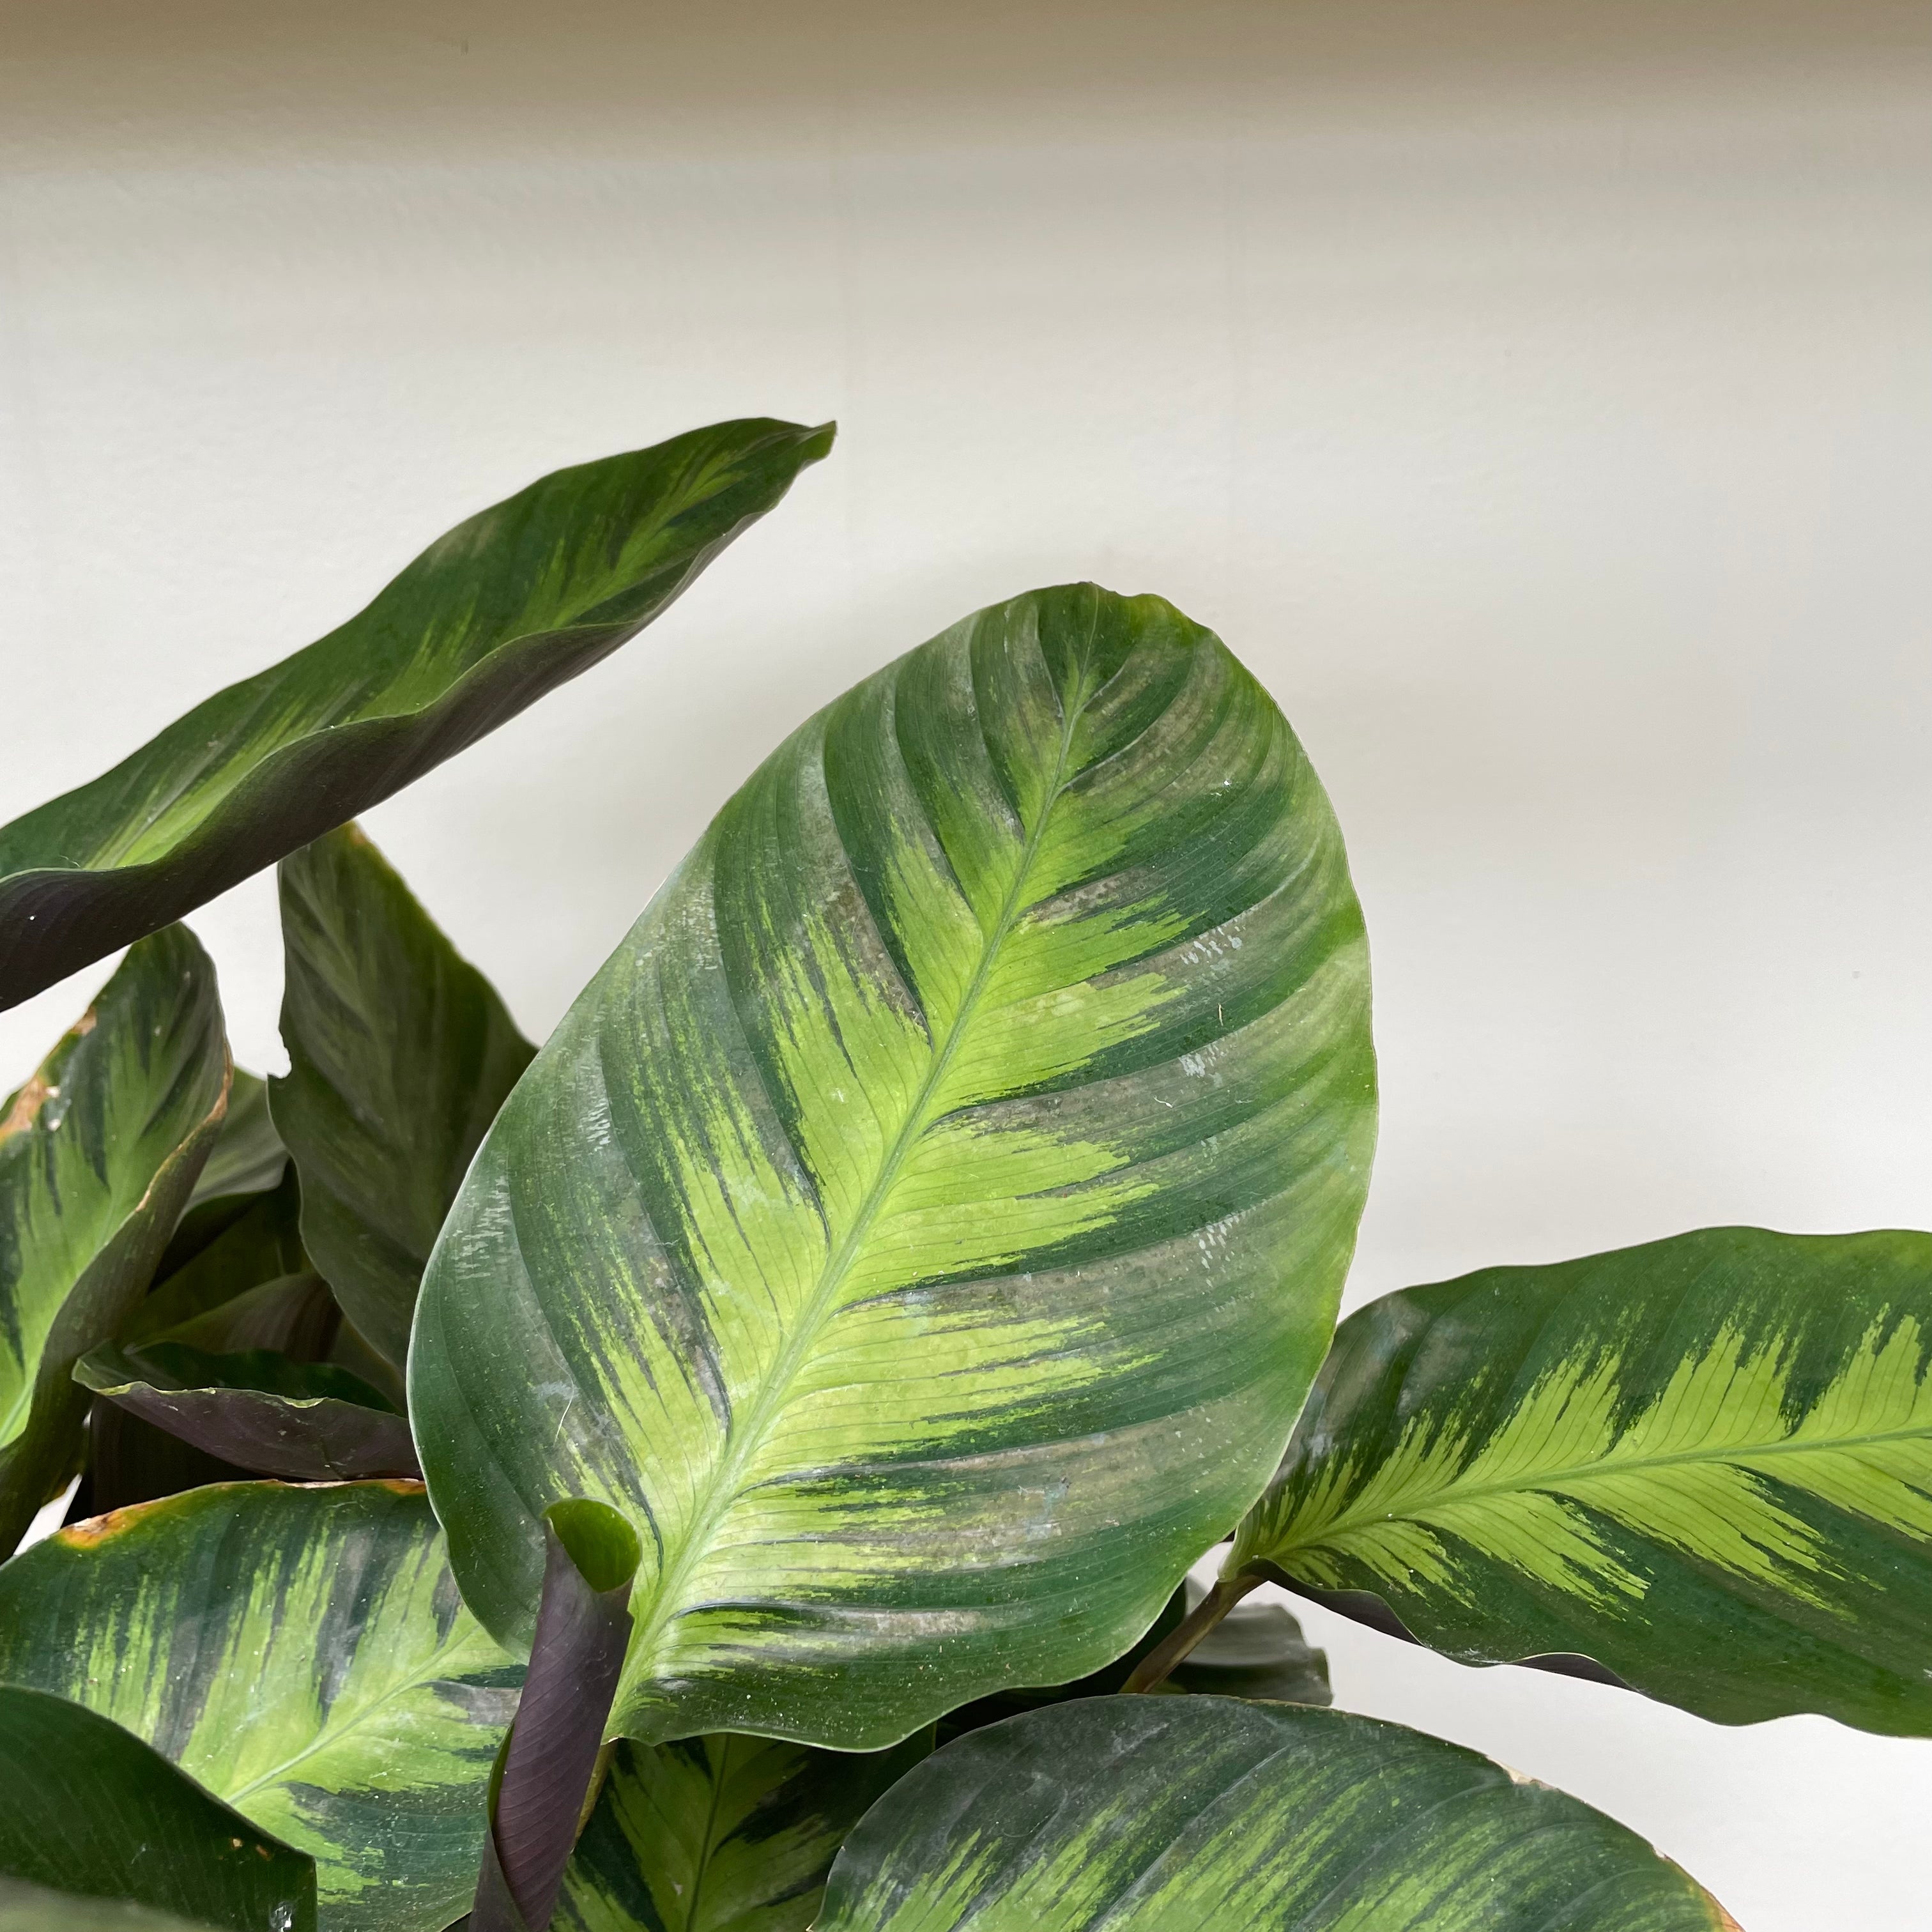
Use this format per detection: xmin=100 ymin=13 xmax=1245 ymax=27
xmin=0 ymin=417 xmax=1922 ymax=1930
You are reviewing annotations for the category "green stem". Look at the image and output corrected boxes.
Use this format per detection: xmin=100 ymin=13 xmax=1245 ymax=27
xmin=1123 ymin=1570 xmax=1264 ymax=1694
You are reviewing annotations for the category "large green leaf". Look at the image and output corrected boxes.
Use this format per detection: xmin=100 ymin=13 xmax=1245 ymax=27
xmin=556 ymin=1731 xmax=931 ymax=1932
xmin=1231 ymin=1225 xmax=1932 ymax=1733
xmin=272 ymin=823 xmax=535 ymax=1369
xmin=0 ymin=1687 xmax=316 ymax=1932
xmin=0 ymin=928 xmax=229 ymax=1552
xmin=0 ymin=1481 xmax=520 ymax=1932
xmin=816 ymin=1698 xmax=1738 ymax=1932
xmin=0 ymin=418 xmax=833 ymax=1010
xmin=410 ymin=583 xmax=1377 ymax=1749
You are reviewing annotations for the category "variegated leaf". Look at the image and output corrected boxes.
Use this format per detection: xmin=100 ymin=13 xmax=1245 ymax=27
xmin=1232 ymin=1225 xmax=1932 ymax=1733
xmin=410 ymin=583 xmax=1377 ymax=1749
xmin=556 ymin=1731 xmax=930 ymax=1932
xmin=0 ymin=1480 xmax=519 ymax=1932
xmin=816 ymin=1697 xmax=1738 ymax=1931
xmin=0 ymin=928 xmax=229 ymax=1552
xmin=0 ymin=420 xmax=833 ymax=1009
xmin=272 ymin=823 xmax=535 ymax=1370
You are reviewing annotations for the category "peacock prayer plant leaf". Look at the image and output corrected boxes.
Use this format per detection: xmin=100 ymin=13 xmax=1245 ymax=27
xmin=411 ymin=581 xmax=1377 ymax=1750
xmin=0 ymin=418 xmax=832 ymax=1008
xmin=1233 ymin=1224 xmax=1932 ymax=1734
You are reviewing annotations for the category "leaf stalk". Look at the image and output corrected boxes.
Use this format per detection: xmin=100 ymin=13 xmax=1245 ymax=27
xmin=1121 ymin=1569 xmax=1265 ymax=1694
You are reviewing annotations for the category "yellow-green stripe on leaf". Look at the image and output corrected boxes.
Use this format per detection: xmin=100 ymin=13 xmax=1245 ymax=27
xmin=0 ymin=926 xmax=229 ymax=1553
xmin=1232 ymin=1225 xmax=1932 ymax=1734
xmin=815 ymin=1697 xmax=1736 ymax=1932
xmin=557 ymin=1730 xmax=930 ymax=1932
xmin=0 ymin=1481 xmax=521 ymax=1932
xmin=0 ymin=418 xmax=832 ymax=1010
xmin=410 ymin=582 xmax=1377 ymax=1750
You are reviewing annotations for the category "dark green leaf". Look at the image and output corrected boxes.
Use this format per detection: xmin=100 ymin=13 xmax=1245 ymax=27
xmin=0 ymin=418 xmax=834 ymax=1009
xmin=555 ymin=1731 xmax=932 ymax=1932
xmin=411 ymin=583 xmax=1377 ymax=1750
xmin=1232 ymin=1225 xmax=1932 ymax=1734
xmin=0 ymin=1686 xmax=316 ymax=1932
xmin=132 ymin=1170 xmax=310 ymax=1345
xmin=817 ymin=1698 xmax=1738 ymax=1931
xmin=184 ymin=1069 xmax=288 ymax=1214
xmin=0 ymin=928 xmax=229 ymax=1552
xmin=158 ymin=1070 xmax=291 ymax=1282
xmin=0 ymin=1481 xmax=519 ymax=1932
xmin=73 ymin=1341 xmax=418 ymax=1482
xmin=473 ymin=1501 xmax=641 ymax=1932
xmin=272 ymin=824 xmax=535 ymax=1369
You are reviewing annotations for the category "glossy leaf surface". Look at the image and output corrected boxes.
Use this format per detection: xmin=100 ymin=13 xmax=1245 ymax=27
xmin=556 ymin=1731 xmax=931 ymax=1932
xmin=0 ymin=1687 xmax=315 ymax=1932
xmin=0 ymin=1482 xmax=519 ymax=1931
xmin=1233 ymin=1225 xmax=1932 ymax=1733
xmin=0 ymin=929 xmax=228 ymax=1552
xmin=74 ymin=1340 xmax=417 ymax=1480
xmin=817 ymin=1698 xmax=1736 ymax=1931
xmin=273 ymin=824 xmax=535 ymax=1368
xmin=412 ymin=583 xmax=1377 ymax=1747
xmin=0 ymin=418 xmax=833 ymax=1009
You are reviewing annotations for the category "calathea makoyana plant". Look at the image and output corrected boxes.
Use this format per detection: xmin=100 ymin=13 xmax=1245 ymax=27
xmin=0 ymin=417 xmax=1920 ymax=1932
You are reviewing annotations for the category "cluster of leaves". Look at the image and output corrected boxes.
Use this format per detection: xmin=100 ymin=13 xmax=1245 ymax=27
xmin=1 ymin=415 xmax=1925 ymax=1932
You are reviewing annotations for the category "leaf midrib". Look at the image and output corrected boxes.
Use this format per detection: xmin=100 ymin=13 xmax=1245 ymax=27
xmin=623 ymin=659 xmax=1090 ymax=1682
xmin=682 ymin=1733 xmax=736 ymax=1931
xmin=215 ymin=1621 xmax=500 ymax=1813
xmin=1285 ymin=1416 xmax=1932 ymax=1555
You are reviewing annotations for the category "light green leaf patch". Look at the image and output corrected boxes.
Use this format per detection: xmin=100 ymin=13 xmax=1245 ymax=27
xmin=1233 ymin=1225 xmax=1932 ymax=1733
xmin=411 ymin=582 xmax=1377 ymax=1750
xmin=0 ymin=1480 xmax=520 ymax=1932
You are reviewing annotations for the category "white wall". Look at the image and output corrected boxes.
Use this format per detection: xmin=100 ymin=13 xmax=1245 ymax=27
xmin=2 ymin=2 xmax=1928 ymax=1922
